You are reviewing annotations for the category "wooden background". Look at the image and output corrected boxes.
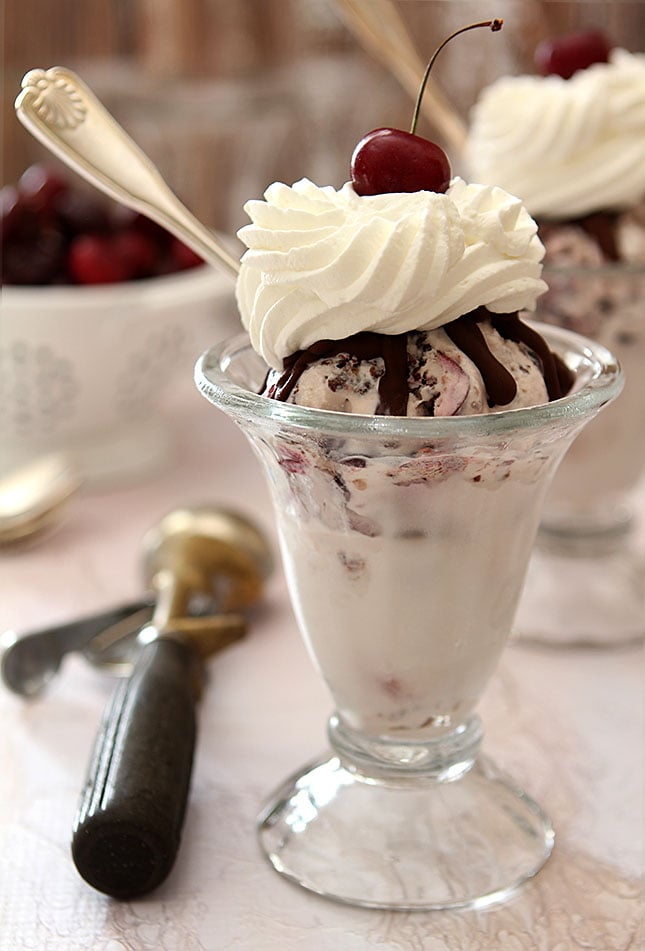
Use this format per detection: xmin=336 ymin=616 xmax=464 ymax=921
xmin=3 ymin=0 xmax=645 ymax=234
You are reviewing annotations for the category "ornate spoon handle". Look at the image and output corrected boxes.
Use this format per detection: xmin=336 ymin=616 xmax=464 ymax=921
xmin=15 ymin=67 xmax=240 ymax=280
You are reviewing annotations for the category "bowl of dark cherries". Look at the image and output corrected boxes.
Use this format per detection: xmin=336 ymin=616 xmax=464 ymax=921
xmin=1 ymin=164 xmax=238 ymax=485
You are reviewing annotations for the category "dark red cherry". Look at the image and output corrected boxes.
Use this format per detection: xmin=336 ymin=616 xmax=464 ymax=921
xmin=2 ymin=226 xmax=66 ymax=285
xmin=18 ymin=164 xmax=68 ymax=215
xmin=350 ymin=19 xmax=502 ymax=197
xmin=128 ymin=211 xmax=173 ymax=247
xmin=169 ymin=237 xmax=204 ymax=271
xmin=56 ymin=188 xmax=111 ymax=237
xmin=534 ymin=29 xmax=612 ymax=80
xmin=351 ymin=128 xmax=451 ymax=197
xmin=67 ymin=234 xmax=132 ymax=284
xmin=1 ymin=185 xmax=27 ymax=242
xmin=113 ymin=228 xmax=158 ymax=278
xmin=2 ymin=162 xmax=208 ymax=284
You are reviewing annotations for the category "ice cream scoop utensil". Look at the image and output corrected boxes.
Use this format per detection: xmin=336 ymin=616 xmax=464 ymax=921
xmin=15 ymin=67 xmax=240 ymax=280
xmin=71 ymin=506 xmax=273 ymax=900
xmin=0 ymin=599 xmax=153 ymax=697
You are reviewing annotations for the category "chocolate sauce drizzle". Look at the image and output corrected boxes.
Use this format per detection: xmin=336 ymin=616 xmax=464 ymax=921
xmin=444 ymin=309 xmax=517 ymax=406
xmin=491 ymin=311 xmax=573 ymax=399
xmin=266 ymin=331 xmax=409 ymax=415
xmin=264 ymin=307 xmax=573 ymax=415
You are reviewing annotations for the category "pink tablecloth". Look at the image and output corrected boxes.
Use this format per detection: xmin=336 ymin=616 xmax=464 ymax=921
xmin=1 ymin=375 xmax=643 ymax=950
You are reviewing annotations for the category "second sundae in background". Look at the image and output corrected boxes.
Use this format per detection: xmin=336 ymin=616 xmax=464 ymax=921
xmin=467 ymin=30 xmax=645 ymax=646
xmin=467 ymin=32 xmax=645 ymax=247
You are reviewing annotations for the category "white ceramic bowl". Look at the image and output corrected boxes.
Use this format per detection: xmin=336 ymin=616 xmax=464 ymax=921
xmin=0 ymin=265 xmax=239 ymax=485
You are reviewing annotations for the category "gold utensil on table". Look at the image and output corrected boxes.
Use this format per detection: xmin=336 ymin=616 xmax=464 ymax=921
xmin=0 ymin=453 xmax=82 ymax=546
xmin=15 ymin=67 xmax=240 ymax=280
xmin=71 ymin=506 xmax=273 ymax=900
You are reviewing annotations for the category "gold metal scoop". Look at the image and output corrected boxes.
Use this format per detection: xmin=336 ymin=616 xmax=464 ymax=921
xmin=138 ymin=506 xmax=273 ymax=667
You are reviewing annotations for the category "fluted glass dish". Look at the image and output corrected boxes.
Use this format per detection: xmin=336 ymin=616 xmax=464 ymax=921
xmin=195 ymin=323 xmax=621 ymax=910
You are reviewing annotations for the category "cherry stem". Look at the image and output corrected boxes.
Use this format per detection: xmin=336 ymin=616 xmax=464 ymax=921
xmin=409 ymin=18 xmax=504 ymax=135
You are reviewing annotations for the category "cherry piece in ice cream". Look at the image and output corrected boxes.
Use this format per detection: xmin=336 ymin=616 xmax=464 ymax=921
xmin=432 ymin=353 xmax=470 ymax=416
xmin=534 ymin=29 xmax=612 ymax=80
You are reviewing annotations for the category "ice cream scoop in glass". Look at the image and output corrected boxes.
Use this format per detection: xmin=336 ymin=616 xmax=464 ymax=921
xmin=195 ymin=323 xmax=620 ymax=910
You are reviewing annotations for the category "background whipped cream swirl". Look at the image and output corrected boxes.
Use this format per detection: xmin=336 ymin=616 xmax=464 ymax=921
xmin=236 ymin=177 xmax=546 ymax=369
xmin=467 ymin=49 xmax=645 ymax=219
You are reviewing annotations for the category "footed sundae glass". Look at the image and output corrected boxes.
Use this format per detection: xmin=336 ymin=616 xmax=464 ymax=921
xmin=195 ymin=324 xmax=621 ymax=910
xmin=514 ymin=263 xmax=645 ymax=648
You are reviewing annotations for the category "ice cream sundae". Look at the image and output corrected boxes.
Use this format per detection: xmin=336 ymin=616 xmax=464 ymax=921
xmin=196 ymin=20 xmax=622 ymax=907
xmin=466 ymin=32 xmax=645 ymax=392
xmin=466 ymin=31 xmax=645 ymax=333
xmin=467 ymin=31 xmax=645 ymax=644
xmin=231 ymin=163 xmax=580 ymax=736
xmin=467 ymin=32 xmax=645 ymax=235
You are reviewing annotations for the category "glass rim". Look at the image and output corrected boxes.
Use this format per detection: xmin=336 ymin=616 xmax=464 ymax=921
xmin=195 ymin=324 xmax=622 ymax=440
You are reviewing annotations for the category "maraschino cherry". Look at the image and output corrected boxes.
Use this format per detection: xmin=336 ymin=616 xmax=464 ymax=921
xmin=351 ymin=19 xmax=503 ymax=197
xmin=534 ymin=29 xmax=612 ymax=80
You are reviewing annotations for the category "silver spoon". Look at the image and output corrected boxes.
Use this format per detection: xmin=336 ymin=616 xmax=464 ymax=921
xmin=15 ymin=67 xmax=240 ymax=281
xmin=0 ymin=453 xmax=82 ymax=546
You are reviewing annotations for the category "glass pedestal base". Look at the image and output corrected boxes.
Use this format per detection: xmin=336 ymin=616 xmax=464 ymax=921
xmin=258 ymin=718 xmax=554 ymax=911
xmin=513 ymin=526 xmax=645 ymax=649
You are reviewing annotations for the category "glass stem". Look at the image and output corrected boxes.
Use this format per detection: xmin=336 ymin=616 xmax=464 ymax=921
xmin=328 ymin=713 xmax=483 ymax=782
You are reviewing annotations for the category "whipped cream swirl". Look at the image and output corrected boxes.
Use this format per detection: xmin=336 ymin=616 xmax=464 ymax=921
xmin=467 ymin=49 xmax=645 ymax=219
xmin=236 ymin=177 xmax=546 ymax=368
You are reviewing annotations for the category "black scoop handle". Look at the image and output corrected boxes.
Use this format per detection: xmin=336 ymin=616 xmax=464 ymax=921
xmin=71 ymin=637 xmax=200 ymax=899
